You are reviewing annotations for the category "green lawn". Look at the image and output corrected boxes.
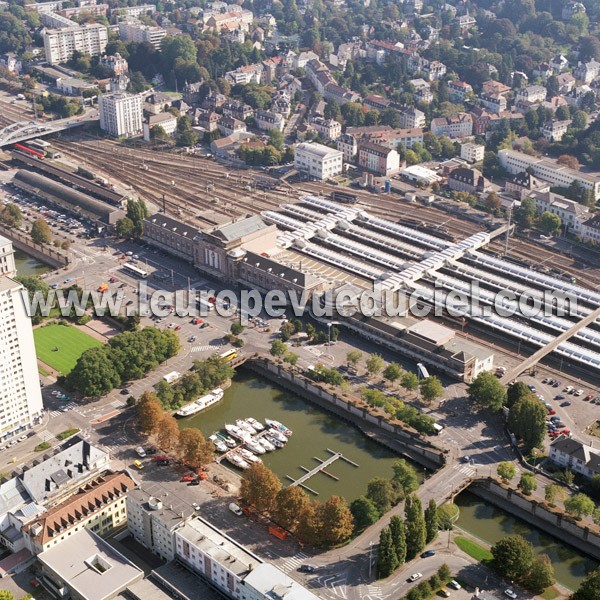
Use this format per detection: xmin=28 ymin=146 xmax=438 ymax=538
xmin=33 ymin=324 xmax=101 ymax=375
xmin=455 ymin=536 xmax=493 ymax=562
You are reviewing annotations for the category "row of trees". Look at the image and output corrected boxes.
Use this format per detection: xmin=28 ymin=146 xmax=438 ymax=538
xmin=399 ymin=564 xmax=452 ymax=600
xmin=67 ymin=327 xmax=179 ymax=396
xmin=377 ymin=495 xmax=439 ymax=578
xmin=240 ymin=463 xmax=354 ymax=547
xmin=153 ymin=355 xmax=234 ymax=410
xmin=360 ymin=388 xmax=437 ymax=435
xmin=491 ymin=535 xmax=555 ymax=594
xmin=497 ymin=462 xmax=600 ymax=523
xmin=137 ymin=391 xmax=214 ymax=467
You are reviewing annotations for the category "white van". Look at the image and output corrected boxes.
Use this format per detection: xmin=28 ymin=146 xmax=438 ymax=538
xmin=229 ymin=503 xmax=243 ymax=516
xmin=135 ymin=446 xmax=147 ymax=458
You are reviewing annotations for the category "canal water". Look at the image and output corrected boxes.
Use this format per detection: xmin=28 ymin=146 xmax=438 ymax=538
xmin=455 ymin=490 xmax=598 ymax=590
xmin=14 ymin=248 xmax=52 ymax=276
xmin=180 ymin=369 xmax=423 ymax=501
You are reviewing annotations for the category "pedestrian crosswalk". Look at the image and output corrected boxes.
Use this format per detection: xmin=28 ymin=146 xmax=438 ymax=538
xmin=48 ymin=402 xmax=80 ymax=418
xmin=365 ymin=585 xmax=383 ymax=600
xmin=191 ymin=343 xmax=225 ymax=353
xmin=38 ymin=430 xmax=55 ymax=442
xmin=454 ymin=463 xmax=477 ymax=477
xmin=110 ymin=400 xmax=127 ymax=409
xmin=100 ymin=435 xmax=129 ymax=454
xmin=280 ymin=552 xmax=311 ymax=573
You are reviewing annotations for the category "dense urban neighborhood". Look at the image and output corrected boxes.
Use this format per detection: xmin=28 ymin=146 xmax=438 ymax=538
xmin=1 ymin=0 xmax=600 ymax=600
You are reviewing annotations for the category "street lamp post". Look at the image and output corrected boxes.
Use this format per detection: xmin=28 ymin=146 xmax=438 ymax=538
xmin=368 ymin=541 xmax=373 ymax=578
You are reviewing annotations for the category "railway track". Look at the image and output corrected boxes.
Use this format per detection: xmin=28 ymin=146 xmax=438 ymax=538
xmin=47 ymin=136 xmax=600 ymax=290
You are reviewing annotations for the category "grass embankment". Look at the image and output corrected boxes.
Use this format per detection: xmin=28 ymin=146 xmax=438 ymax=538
xmin=455 ymin=536 xmax=493 ymax=562
xmin=57 ymin=428 xmax=80 ymax=440
xmin=33 ymin=323 xmax=101 ymax=375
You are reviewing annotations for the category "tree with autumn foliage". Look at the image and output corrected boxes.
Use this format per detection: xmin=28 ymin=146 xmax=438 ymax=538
xmin=316 ymin=495 xmax=354 ymax=546
xmin=177 ymin=428 xmax=214 ymax=467
xmin=156 ymin=414 xmax=180 ymax=451
xmin=137 ymin=391 xmax=163 ymax=435
xmin=272 ymin=486 xmax=310 ymax=532
xmin=240 ymin=463 xmax=282 ymax=513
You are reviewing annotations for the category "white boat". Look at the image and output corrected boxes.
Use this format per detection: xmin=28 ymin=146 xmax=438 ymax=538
xmin=265 ymin=433 xmax=285 ymax=448
xmin=257 ymin=436 xmax=276 ymax=452
xmin=226 ymin=452 xmax=250 ymax=469
xmin=217 ymin=432 xmax=237 ymax=448
xmin=238 ymin=448 xmax=262 ymax=464
xmin=236 ymin=418 xmax=257 ymax=435
xmin=225 ymin=424 xmax=250 ymax=442
xmin=246 ymin=417 xmax=265 ymax=431
xmin=265 ymin=419 xmax=293 ymax=437
xmin=244 ymin=438 xmax=266 ymax=454
xmin=267 ymin=428 xmax=288 ymax=444
xmin=209 ymin=434 xmax=227 ymax=453
xmin=176 ymin=388 xmax=224 ymax=417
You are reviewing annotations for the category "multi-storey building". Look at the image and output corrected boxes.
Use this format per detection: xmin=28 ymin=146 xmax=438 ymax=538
xmin=22 ymin=471 xmax=135 ymax=554
xmin=99 ymin=52 xmax=128 ymax=76
xmin=550 ymin=437 xmax=600 ymax=479
xmin=358 ymin=141 xmax=400 ymax=176
xmin=174 ymin=517 xmax=321 ymax=600
xmin=143 ymin=213 xmax=201 ymax=262
xmin=499 ymin=149 xmax=600 ymax=200
xmin=217 ymin=116 xmax=246 ymax=136
xmin=479 ymin=91 xmax=507 ymax=114
xmin=309 ymin=117 xmax=342 ymax=141
xmin=529 ymin=190 xmax=589 ymax=234
xmin=515 ymin=85 xmax=547 ymax=106
xmin=0 ymin=235 xmax=16 ymax=276
xmin=398 ymin=107 xmax=426 ymax=129
xmin=541 ymin=119 xmax=571 ymax=142
xmin=43 ymin=23 xmax=108 ymax=64
xmin=40 ymin=11 xmax=77 ymax=29
xmin=0 ymin=274 xmax=44 ymax=441
xmin=222 ymin=101 xmax=254 ymax=122
xmin=98 ymin=92 xmax=143 ymax=137
xmin=111 ymin=4 xmax=155 ymax=18
xmin=295 ymin=142 xmax=343 ymax=181
xmin=118 ymin=20 xmax=165 ymax=49
xmin=430 ymin=113 xmax=473 ymax=138
xmin=143 ymin=112 xmax=177 ymax=142
xmin=255 ymin=110 xmax=285 ymax=132
xmin=573 ymin=60 xmax=600 ymax=84
xmin=460 ymin=142 xmax=484 ymax=163
xmin=448 ymin=80 xmax=472 ymax=102
xmin=447 ymin=167 xmax=490 ymax=194
xmin=337 ymin=133 xmax=357 ymax=163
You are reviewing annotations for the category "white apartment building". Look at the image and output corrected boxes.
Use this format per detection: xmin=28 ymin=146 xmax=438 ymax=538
xmin=498 ymin=149 xmax=600 ymax=200
xmin=111 ymin=4 xmax=155 ymax=18
xmin=175 ymin=517 xmax=320 ymax=600
xmin=529 ymin=190 xmax=589 ymax=234
xmin=310 ymin=116 xmax=342 ymax=141
xmin=460 ymin=142 xmax=484 ymax=163
xmin=118 ymin=20 xmax=165 ymax=49
xmin=98 ymin=92 xmax=143 ymax=137
xmin=40 ymin=11 xmax=77 ymax=29
xmin=430 ymin=113 xmax=473 ymax=138
xmin=0 ymin=235 xmax=16 ymax=277
xmin=398 ymin=107 xmax=426 ymax=129
xmin=0 ymin=276 xmax=44 ymax=440
xmin=295 ymin=142 xmax=343 ymax=181
xmin=43 ymin=23 xmax=108 ymax=64
xmin=337 ymin=133 xmax=357 ymax=162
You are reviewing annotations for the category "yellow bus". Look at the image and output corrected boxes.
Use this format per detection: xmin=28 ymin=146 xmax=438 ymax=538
xmin=218 ymin=349 xmax=238 ymax=362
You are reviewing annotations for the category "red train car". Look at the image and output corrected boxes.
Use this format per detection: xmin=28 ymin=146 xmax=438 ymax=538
xmin=14 ymin=143 xmax=45 ymax=159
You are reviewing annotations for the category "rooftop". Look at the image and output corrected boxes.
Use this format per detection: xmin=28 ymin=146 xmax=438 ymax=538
xmin=176 ymin=517 xmax=261 ymax=577
xmin=20 ymin=440 xmax=108 ymax=504
xmin=212 ymin=215 xmax=270 ymax=243
xmin=145 ymin=213 xmax=202 ymax=239
xmin=244 ymin=563 xmax=322 ymax=600
xmin=38 ymin=528 xmax=143 ymax=600
xmin=295 ymin=142 xmax=342 ymax=158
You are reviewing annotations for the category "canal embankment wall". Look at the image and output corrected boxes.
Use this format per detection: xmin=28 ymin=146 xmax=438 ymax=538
xmin=244 ymin=356 xmax=446 ymax=471
xmin=0 ymin=224 xmax=68 ymax=269
xmin=469 ymin=478 xmax=600 ymax=561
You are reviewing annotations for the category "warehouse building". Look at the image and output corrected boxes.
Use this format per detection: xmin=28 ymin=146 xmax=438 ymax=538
xmin=12 ymin=170 xmax=124 ymax=226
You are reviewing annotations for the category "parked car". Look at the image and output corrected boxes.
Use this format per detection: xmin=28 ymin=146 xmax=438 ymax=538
xmin=448 ymin=581 xmax=462 ymax=590
xmin=504 ymin=591 xmax=517 ymax=599
xmin=409 ymin=573 xmax=423 ymax=582
xmin=420 ymin=550 xmax=436 ymax=558
xmin=181 ymin=475 xmax=196 ymax=482
xmin=133 ymin=460 xmax=144 ymax=470
xmin=560 ymin=401 xmax=571 ymax=407
xmin=574 ymin=389 xmax=584 ymax=396
xmin=229 ymin=503 xmax=243 ymax=516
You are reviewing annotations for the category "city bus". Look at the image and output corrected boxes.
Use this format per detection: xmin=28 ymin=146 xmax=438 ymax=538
xmin=218 ymin=349 xmax=238 ymax=362
xmin=122 ymin=263 xmax=149 ymax=279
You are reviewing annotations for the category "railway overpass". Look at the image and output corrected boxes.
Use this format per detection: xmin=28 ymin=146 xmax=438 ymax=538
xmin=500 ymin=304 xmax=600 ymax=383
xmin=0 ymin=113 xmax=98 ymax=148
